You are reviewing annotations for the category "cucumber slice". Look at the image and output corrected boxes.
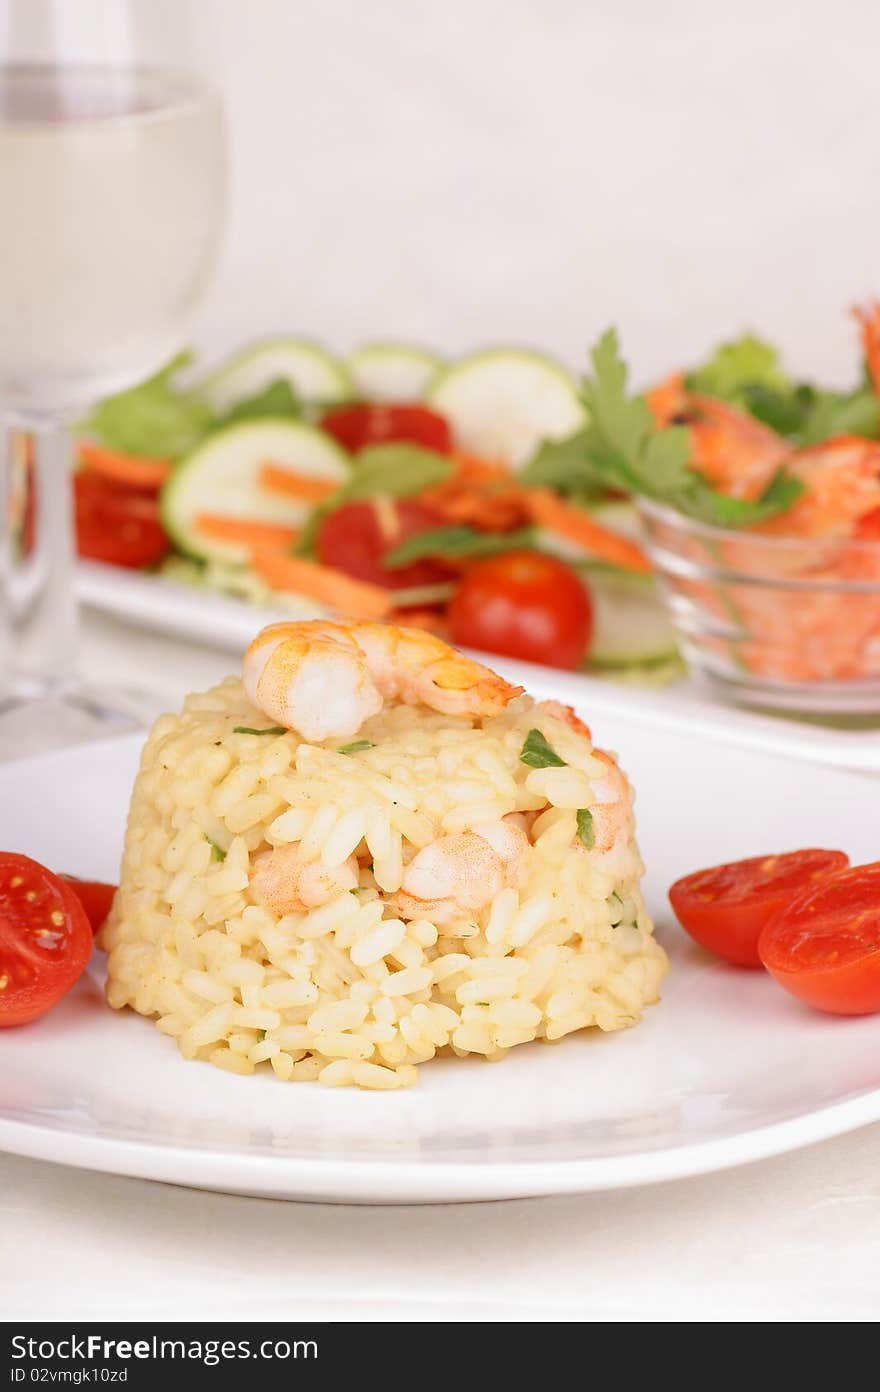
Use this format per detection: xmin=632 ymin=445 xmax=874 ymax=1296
xmin=161 ymin=419 xmax=349 ymax=563
xmin=427 ymin=349 xmax=586 ymax=469
xmin=198 ymin=339 xmax=352 ymax=413
xmin=347 ymin=342 xmax=442 ymax=402
xmin=586 ymin=569 xmax=679 ymax=666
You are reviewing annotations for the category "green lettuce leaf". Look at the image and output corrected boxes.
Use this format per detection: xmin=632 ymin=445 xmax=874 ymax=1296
xmin=294 ymin=445 xmax=455 ymax=556
xmin=797 ymin=387 xmax=880 ymax=445
xmin=732 ymin=382 xmax=816 ymax=435
xmin=717 ymin=380 xmax=879 ymax=445
xmin=215 ymin=378 xmax=300 ymax=427
xmin=686 ymin=333 xmax=880 ymax=445
xmin=81 ymin=352 xmax=214 ymax=458
xmin=343 ymin=444 xmax=454 ymax=500
xmin=685 ymin=334 xmax=789 ymax=403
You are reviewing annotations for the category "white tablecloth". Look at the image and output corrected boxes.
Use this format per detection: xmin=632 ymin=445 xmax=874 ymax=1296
xmin=3 ymin=612 xmax=879 ymax=1323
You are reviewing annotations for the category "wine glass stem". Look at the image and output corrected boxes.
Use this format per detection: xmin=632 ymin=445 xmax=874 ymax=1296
xmin=1 ymin=416 xmax=77 ymax=698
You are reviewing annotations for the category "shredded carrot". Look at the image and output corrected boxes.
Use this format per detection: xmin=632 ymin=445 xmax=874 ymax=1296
xmin=250 ymin=550 xmax=393 ymax=620
xmin=435 ymin=490 xmax=529 ymax=530
xmin=259 ymin=463 xmax=339 ymax=503
xmin=423 ymin=453 xmax=529 ymax=531
xmin=195 ymin=513 xmax=300 ymax=550
xmin=77 ymin=441 xmax=172 ymax=490
xmin=521 ymin=488 xmax=652 ymax=572
xmin=449 ymin=452 xmax=510 ymax=484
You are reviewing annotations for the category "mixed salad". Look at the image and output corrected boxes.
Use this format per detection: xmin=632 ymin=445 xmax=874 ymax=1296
xmin=71 ymin=337 xmax=678 ymax=678
xmin=72 ymin=302 xmax=880 ymax=680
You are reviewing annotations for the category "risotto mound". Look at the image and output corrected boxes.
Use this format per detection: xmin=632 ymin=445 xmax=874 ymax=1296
xmin=102 ymin=628 xmax=668 ymax=1089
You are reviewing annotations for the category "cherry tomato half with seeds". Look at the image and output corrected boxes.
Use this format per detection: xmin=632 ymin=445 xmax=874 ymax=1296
xmin=0 ymin=852 xmax=93 ymax=1027
xmin=75 ymin=471 xmax=170 ymax=569
xmin=759 ymin=861 xmax=880 ymax=1014
xmin=319 ymin=403 xmax=453 ymax=455
xmin=669 ymin=848 xmax=850 ymax=968
xmin=317 ymin=498 xmax=455 ymax=589
xmin=448 ymin=550 xmax=593 ymax=670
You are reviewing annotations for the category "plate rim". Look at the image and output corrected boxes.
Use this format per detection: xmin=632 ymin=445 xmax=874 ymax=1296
xmin=3 ymin=1085 xmax=880 ymax=1202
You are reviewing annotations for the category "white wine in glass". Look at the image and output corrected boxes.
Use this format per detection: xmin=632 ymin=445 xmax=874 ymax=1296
xmin=0 ymin=0 xmax=226 ymax=754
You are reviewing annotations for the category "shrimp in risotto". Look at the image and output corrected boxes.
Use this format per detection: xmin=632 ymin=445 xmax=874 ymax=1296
xmin=243 ymin=619 xmax=523 ymax=741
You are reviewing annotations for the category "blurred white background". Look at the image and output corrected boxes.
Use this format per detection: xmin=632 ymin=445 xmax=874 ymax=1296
xmin=201 ymin=0 xmax=879 ymax=386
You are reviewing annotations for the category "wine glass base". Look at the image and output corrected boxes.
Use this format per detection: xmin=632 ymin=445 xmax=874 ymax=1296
xmin=0 ymin=684 xmax=156 ymax=762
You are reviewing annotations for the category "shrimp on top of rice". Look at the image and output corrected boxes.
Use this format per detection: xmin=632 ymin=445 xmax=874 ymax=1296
xmin=101 ymin=620 xmax=667 ymax=1089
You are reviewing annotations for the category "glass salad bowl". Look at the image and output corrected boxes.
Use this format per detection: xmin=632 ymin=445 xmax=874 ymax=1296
xmin=638 ymin=499 xmax=880 ymax=718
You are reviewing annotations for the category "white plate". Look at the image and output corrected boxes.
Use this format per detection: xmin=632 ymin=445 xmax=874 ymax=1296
xmin=78 ymin=560 xmax=880 ymax=775
xmin=3 ymin=677 xmax=880 ymax=1204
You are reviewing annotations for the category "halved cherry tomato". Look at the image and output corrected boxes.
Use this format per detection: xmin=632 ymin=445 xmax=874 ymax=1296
xmin=759 ymin=862 xmax=880 ymax=1014
xmin=74 ymin=471 xmax=170 ymax=569
xmin=320 ymin=403 xmax=453 ymax=455
xmin=61 ymin=877 xmax=117 ymax=935
xmin=317 ymin=499 xmax=455 ymax=589
xmin=448 ymin=550 xmax=593 ymax=669
xmin=0 ymin=852 xmax=93 ymax=1027
xmin=669 ymin=849 xmax=850 ymax=968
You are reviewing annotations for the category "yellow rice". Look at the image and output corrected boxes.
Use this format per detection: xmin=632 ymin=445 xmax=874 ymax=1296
xmin=101 ymin=676 xmax=668 ymax=1088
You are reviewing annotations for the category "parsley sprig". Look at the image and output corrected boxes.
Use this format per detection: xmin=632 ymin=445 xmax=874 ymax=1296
xmin=384 ymin=524 xmax=535 ymax=569
xmin=522 ymin=330 xmax=803 ymax=528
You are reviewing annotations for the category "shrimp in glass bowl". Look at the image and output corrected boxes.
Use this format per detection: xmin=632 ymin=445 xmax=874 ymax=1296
xmin=639 ymin=305 xmax=880 ymax=715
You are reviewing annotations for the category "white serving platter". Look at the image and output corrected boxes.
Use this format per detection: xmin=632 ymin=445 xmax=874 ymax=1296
xmin=2 ymin=669 xmax=880 ymax=1203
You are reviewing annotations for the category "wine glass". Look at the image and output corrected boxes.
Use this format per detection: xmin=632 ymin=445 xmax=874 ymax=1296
xmin=0 ymin=0 xmax=226 ymax=756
